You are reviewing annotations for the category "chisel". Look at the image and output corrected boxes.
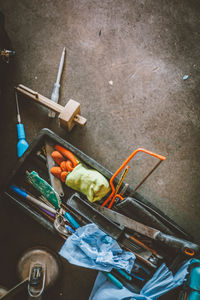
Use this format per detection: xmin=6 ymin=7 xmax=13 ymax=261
xmin=94 ymin=205 xmax=200 ymax=257
xmin=15 ymin=91 xmax=29 ymax=157
xmin=48 ymin=47 xmax=66 ymax=118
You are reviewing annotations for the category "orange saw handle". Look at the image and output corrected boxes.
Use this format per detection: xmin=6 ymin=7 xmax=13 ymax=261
xmin=102 ymin=148 xmax=166 ymax=209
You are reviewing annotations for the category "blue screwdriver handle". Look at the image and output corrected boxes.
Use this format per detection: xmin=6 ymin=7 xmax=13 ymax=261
xmin=17 ymin=124 xmax=29 ymax=157
xmin=102 ymin=272 xmax=123 ymax=289
xmin=64 ymin=211 xmax=80 ymax=229
xmin=115 ymin=269 xmax=132 ymax=281
xmin=10 ymin=185 xmax=28 ymax=198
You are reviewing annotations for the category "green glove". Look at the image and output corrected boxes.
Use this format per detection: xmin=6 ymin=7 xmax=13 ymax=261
xmin=65 ymin=163 xmax=110 ymax=202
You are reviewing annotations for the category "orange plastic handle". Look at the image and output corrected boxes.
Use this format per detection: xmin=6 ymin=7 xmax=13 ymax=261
xmin=102 ymin=148 xmax=166 ymax=209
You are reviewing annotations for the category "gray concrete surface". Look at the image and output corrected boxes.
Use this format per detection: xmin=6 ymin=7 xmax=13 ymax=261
xmin=0 ymin=0 xmax=199 ymax=298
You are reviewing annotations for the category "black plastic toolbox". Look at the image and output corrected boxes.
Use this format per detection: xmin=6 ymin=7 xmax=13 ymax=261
xmin=2 ymin=128 xmax=194 ymax=269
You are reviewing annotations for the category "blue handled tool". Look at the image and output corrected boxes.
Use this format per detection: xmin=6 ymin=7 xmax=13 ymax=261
xmin=102 ymin=272 xmax=124 ymax=289
xmin=15 ymin=91 xmax=29 ymax=157
xmin=115 ymin=269 xmax=132 ymax=281
xmin=64 ymin=211 xmax=80 ymax=229
xmin=10 ymin=185 xmax=57 ymax=215
xmin=10 ymin=185 xmax=75 ymax=235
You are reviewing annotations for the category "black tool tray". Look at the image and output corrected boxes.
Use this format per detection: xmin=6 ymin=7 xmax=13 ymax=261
xmin=2 ymin=128 xmax=193 ymax=262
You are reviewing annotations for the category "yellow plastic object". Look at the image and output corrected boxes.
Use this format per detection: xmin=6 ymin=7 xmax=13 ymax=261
xmin=65 ymin=163 xmax=110 ymax=202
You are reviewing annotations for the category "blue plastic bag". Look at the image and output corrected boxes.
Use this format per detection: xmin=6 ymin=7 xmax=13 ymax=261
xmin=59 ymin=223 xmax=135 ymax=272
xmin=89 ymin=260 xmax=191 ymax=300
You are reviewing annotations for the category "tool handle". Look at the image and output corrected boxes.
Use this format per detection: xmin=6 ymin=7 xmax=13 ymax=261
xmin=65 ymin=225 xmax=75 ymax=234
xmin=26 ymin=171 xmax=61 ymax=210
xmin=17 ymin=84 xmax=63 ymax=113
xmin=10 ymin=185 xmax=28 ymax=198
xmin=102 ymin=272 xmax=123 ymax=289
xmin=48 ymin=83 xmax=60 ymax=118
xmin=17 ymin=124 xmax=29 ymax=157
xmin=10 ymin=185 xmax=57 ymax=214
xmin=115 ymin=269 xmax=132 ymax=281
xmin=51 ymin=83 xmax=60 ymax=102
xmin=64 ymin=211 xmax=80 ymax=229
xmin=156 ymin=232 xmax=200 ymax=257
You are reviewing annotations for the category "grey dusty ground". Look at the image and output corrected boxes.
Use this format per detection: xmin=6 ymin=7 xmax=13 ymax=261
xmin=0 ymin=0 xmax=199 ymax=299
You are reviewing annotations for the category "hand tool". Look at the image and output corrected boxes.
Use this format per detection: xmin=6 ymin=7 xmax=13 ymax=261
xmin=114 ymin=166 xmax=129 ymax=196
xmin=39 ymin=206 xmax=55 ymax=218
xmin=130 ymin=273 xmax=145 ymax=282
xmin=67 ymin=192 xmax=124 ymax=240
xmin=10 ymin=185 xmax=58 ymax=215
xmin=118 ymin=183 xmax=129 ymax=197
xmin=115 ymin=269 xmax=132 ymax=281
xmin=48 ymin=47 xmax=66 ymax=118
xmin=10 ymin=185 xmax=75 ymax=237
xmin=95 ymin=205 xmax=200 ymax=257
xmin=63 ymin=210 xmax=80 ymax=229
xmin=39 ymin=195 xmax=55 ymax=209
xmin=15 ymin=91 xmax=29 ymax=158
xmin=26 ymin=170 xmax=80 ymax=229
xmin=61 ymin=202 xmax=87 ymax=226
xmin=122 ymin=233 xmax=162 ymax=268
xmin=45 ymin=141 xmax=64 ymax=197
xmin=116 ymin=196 xmax=191 ymax=239
xmin=102 ymin=148 xmax=166 ymax=209
xmin=36 ymin=150 xmax=47 ymax=162
xmin=16 ymin=84 xmax=87 ymax=131
xmin=67 ymin=193 xmax=162 ymax=268
xmin=131 ymin=261 xmax=151 ymax=281
xmin=53 ymin=214 xmax=72 ymax=237
xmin=102 ymin=271 xmax=124 ymax=289
xmin=26 ymin=170 xmax=61 ymax=210
xmin=111 ymin=269 xmax=141 ymax=293
xmin=116 ymin=197 xmax=174 ymax=235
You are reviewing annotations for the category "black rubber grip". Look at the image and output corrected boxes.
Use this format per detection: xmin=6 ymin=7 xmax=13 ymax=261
xmin=156 ymin=232 xmax=200 ymax=256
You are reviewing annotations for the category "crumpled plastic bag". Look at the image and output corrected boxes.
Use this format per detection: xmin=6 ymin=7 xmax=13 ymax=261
xmin=89 ymin=260 xmax=191 ymax=300
xmin=65 ymin=163 xmax=111 ymax=202
xmin=59 ymin=223 xmax=135 ymax=272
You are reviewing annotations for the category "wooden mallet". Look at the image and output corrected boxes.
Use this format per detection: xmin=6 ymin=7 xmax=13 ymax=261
xmin=16 ymin=84 xmax=87 ymax=131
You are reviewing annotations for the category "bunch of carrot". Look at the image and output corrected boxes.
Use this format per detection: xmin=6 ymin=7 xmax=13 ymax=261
xmin=50 ymin=145 xmax=78 ymax=182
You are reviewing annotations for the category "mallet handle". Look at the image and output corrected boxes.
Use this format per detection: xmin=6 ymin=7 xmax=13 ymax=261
xmin=16 ymin=84 xmax=63 ymax=113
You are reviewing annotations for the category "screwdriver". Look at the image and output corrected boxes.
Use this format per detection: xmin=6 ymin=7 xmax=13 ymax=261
xmin=10 ymin=185 xmax=79 ymax=229
xmin=15 ymin=91 xmax=29 ymax=157
xmin=48 ymin=47 xmax=66 ymax=118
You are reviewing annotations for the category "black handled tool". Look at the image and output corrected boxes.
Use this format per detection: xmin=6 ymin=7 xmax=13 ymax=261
xmin=95 ymin=205 xmax=200 ymax=257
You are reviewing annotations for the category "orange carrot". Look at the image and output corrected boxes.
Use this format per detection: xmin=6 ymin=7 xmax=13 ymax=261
xmin=55 ymin=145 xmax=78 ymax=167
xmin=66 ymin=160 xmax=74 ymax=172
xmin=51 ymin=151 xmax=65 ymax=165
xmin=50 ymin=166 xmax=62 ymax=179
xmin=60 ymin=161 xmax=68 ymax=172
xmin=60 ymin=171 xmax=68 ymax=182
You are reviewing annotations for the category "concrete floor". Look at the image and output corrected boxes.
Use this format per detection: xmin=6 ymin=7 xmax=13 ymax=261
xmin=0 ymin=0 xmax=200 ymax=298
